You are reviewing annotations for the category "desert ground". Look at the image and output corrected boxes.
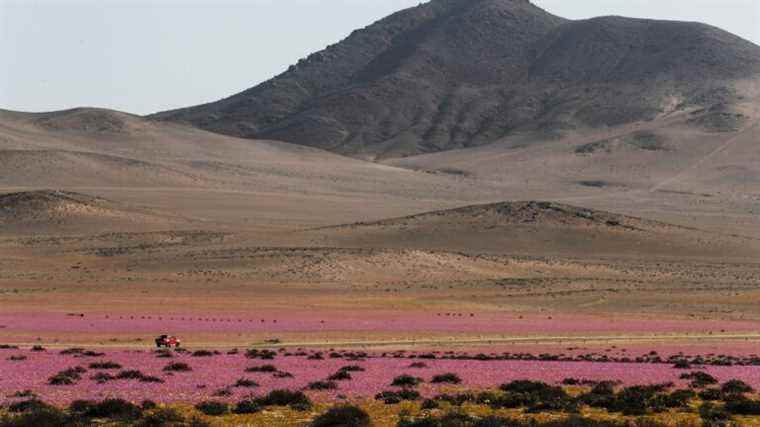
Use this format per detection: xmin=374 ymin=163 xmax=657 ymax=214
xmin=1 ymin=106 xmax=759 ymax=425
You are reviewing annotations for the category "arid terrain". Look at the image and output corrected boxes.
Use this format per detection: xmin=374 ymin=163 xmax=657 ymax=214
xmin=1 ymin=107 xmax=758 ymax=351
xmin=1 ymin=0 xmax=760 ymax=425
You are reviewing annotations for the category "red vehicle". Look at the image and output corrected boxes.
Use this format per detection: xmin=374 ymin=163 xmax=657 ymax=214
xmin=155 ymin=335 xmax=181 ymax=348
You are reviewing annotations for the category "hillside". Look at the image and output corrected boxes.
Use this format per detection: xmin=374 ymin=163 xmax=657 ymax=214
xmin=0 ymin=190 xmax=191 ymax=234
xmin=304 ymin=201 xmax=760 ymax=258
xmin=152 ymin=0 xmax=760 ymax=159
xmin=0 ymin=108 xmax=507 ymax=231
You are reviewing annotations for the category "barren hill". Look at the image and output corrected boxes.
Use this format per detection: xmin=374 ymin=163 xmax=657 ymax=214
xmin=152 ymin=0 xmax=760 ymax=159
xmin=0 ymin=190 xmax=191 ymax=234
xmin=305 ymin=201 xmax=759 ymax=258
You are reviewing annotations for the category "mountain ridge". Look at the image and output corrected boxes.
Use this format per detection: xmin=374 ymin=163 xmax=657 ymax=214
xmin=151 ymin=0 xmax=760 ymax=159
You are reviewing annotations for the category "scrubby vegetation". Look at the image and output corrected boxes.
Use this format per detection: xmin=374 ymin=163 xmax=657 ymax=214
xmin=310 ymin=405 xmax=371 ymax=427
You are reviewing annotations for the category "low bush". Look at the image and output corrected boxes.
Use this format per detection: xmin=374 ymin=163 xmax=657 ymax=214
xmin=396 ymin=413 xmax=662 ymax=427
xmin=375 ymin=390 xmax=421 ymax=404
xmin=59 ymin=348 xmax=85 ymax=355
xmin=698 ymin=388 xmax=724 ymax=401
xmin=195 ymin=401 xmax=229 ymax=416
xmin=234 ymin=378 xmax=259 ymax=388
xmin=163 ymin=362 xmax=192 ymax=372
xmin=91 ymin=372 xmax=116 ymax=383
xmin=48 ymin=367 xmax=86 ymax=385
xmin=308 ymin=380 xmax=338 ymax=390
xmin=721 ymin=379 xmax=754 ymax=395
xmin=9 ymin=390 xmax=36 ymax=398
xmin=0 ymin=406 xmax=67 ymax=427
xmin=88 ymin=398 xmax=143 ymax=420
xmin=245 ymin=349 xmax=277 ymax=360
xmin=139 ymin=375 xmax=165 ymax=383
xmin=116 ymin=370 xmax=146 ymax=380
xmin=255 ymin=389 xmax=312 ymax=410
xmin=89 ymin=361 xmax=122 ymax=370
xmin=680 ymin=371 xmax=717 ymax=388
xmin=392 ymin=375 xmax=423 ymax=387
xmin=48 ymin=373 xmax=77 ymax=385
xmin=724 ymin=396 xmax=760 ymax=415
xmin=192 ymin=350 xmax=217 ymax=357
xmin=310 ymin=405 xmax=371 ymax=427
xmin=699 ymin=402 xmax=731 ymax=423
xmin=233 ymin=399 xmax=262 ymax=414
xmin=339 ymin=365 xmax=365 ymax=372
xmin=328 ymin=370 xmax=352 ymax=381
xmin=431 ymin=373 xmax=462 ymax=384
xmin=8 ymin=399 xmax=56 ymax=413
xmin=138 ymin=407 xmax=185 ymax=427
xmin=246 ymin=364 xmax=278 ymax=373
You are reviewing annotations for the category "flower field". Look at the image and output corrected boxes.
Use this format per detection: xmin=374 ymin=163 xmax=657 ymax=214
xmin=2 ymin=345 xmax=760 ymax=406
xmin=2 ymin=311 xmax=759 ymax=336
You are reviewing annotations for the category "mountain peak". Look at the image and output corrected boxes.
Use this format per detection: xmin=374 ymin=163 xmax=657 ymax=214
xmin=152 ymin=2 xmax=760 ymax=159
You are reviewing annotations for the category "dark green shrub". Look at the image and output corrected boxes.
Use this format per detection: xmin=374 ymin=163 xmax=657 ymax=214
xmin=234 ymin=378 xmax=259 ymax=388
xmin=339 ymin=365 xmax=365 ymax=372
xmin=699 ymin=402 xmax=731 ymax=422
xmin=68 ymin=399 xmax=97 ymax=416
xmin=724 ymin=397 xmax=760 ymax=415
xmin=138 ymin=407 xmax=185 ymax=427
xmin=139 ymin=375 xmax=164 ymax=383
xmin=308 ymin=380 xmax=338 ymax=390
xmin=90 ymin=399 xmax=143 ymax=420
xmin=392 ymin=375 xmax=423 ymax=387
xmin=721 ymin=379 xmax=754 ymax=395
xmin=195 ymin=401 xmax=229 ymax=416
xmin=375 ymin=390 xmax=421 ymax=404
xmin=89 ymin=361 xmax=121 ymax=370
xmin=255 ymin=389 xmax=312 ymax=410
xmin=8 ymin=400 xmax=53 ymax=413
xmin=246 ymin=364 xmax=278 ymax=373
xmin=163 ymin=362 xmax=192 ymax=372
xmin=233 ymin=399 xmax=262 ymax=414
xmin=680 ymin=371 xmax=718 ymax=388
xmin=48 ymin=366 xmax=86 ymax=385
xmin=328 ymin=371 xmax=352 ymax=381
xmin=310 ymin=405 xmax=371 ymax=427
xmin=0 ymin=406 xmax=67 ymax=427
xmin=500 ymin=380 xmax=552 ymax=395
xmin=698 ymin=388 xmax=724 ymax=401
xmin=91 ymin=372 xmax=116 ymax=383
xmin=421 ymin=399 xmax=440 ymax=410
xmin=47 ymin=373 xmax=76 ymax=385
xmin=431 ymin=373 xmax=462 ymax=384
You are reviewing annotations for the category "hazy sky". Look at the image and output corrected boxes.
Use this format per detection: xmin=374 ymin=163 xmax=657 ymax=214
xmin=2 ymin=0 xmax=759 ymax=115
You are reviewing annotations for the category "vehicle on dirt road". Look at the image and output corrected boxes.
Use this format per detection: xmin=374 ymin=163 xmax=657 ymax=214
xmin=155 ymin=335 xmax=181 ymax=348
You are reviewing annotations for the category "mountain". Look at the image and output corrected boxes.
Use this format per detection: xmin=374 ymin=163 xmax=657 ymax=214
xmin=151 ymin=0 xmax=760 ymax=159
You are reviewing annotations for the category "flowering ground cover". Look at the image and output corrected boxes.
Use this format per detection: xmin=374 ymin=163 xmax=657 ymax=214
xmin=1 ymin=346 xmax=760 ymax=406
xmin=2 ymin=311 xmax=759 ymax=336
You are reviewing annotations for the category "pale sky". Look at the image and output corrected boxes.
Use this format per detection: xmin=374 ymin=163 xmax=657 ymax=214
xmin=1 ymin=0 xmax=759 ymax=115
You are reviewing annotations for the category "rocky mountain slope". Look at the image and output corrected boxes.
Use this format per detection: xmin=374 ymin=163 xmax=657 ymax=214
xmin=152 ymin=0 xmax=760 ymax=159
